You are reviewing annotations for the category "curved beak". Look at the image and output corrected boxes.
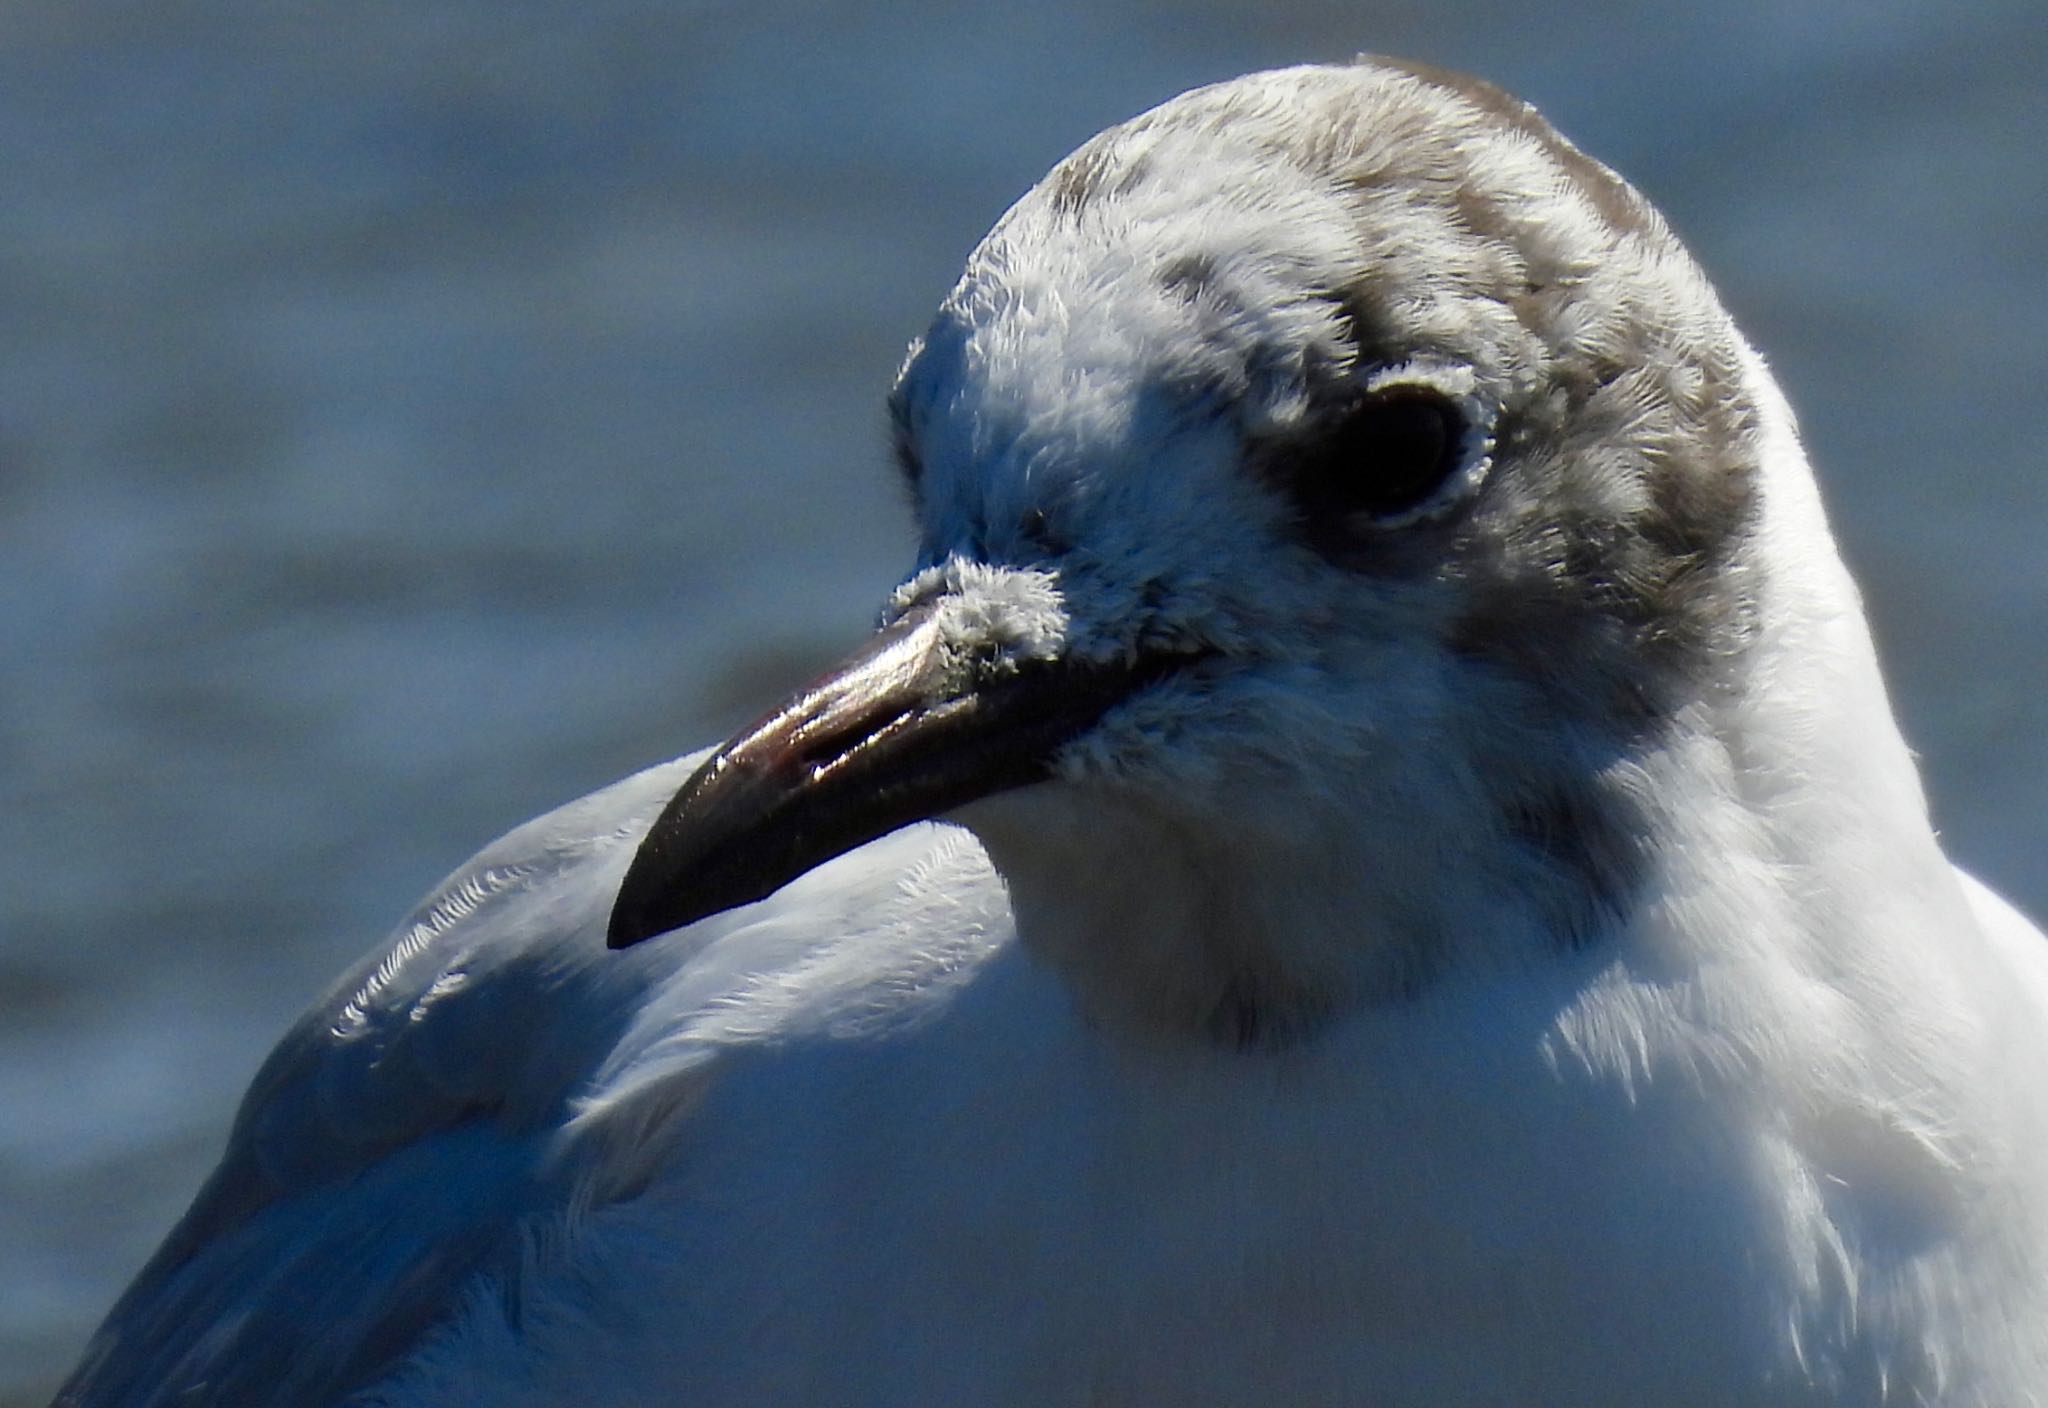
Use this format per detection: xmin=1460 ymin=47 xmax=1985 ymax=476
xmin=607 ymin=595 xmax=1187 ymax=949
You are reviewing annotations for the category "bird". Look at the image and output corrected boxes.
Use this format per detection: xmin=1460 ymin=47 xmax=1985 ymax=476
xmin=54 ymin=55 xmax=2048 ymax=1407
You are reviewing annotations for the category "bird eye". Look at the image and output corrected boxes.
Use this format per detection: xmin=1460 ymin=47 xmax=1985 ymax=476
xmin=1283 ymin=384 xmax=1469 ymax=530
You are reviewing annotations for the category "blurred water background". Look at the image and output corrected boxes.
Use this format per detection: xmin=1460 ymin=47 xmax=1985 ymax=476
xmin=3 ymin=1 xmax=2044 ymax=1398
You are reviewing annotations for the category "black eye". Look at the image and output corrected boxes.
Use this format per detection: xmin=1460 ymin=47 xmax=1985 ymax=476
xmin=1279 ymin=385 xmax=1468 ymax=531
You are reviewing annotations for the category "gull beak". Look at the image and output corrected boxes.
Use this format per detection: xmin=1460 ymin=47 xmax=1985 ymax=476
xmin=607 ymin=594 xmax=1185 ymax=949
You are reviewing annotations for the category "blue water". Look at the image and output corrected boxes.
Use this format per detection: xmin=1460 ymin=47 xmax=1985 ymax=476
xmin=3 ymin=1 xmax=2044 ymax=1397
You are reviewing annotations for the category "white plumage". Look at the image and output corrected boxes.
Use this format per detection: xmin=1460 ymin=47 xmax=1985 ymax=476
xmin=58 ymin=59 xmax=2048 ymax=1406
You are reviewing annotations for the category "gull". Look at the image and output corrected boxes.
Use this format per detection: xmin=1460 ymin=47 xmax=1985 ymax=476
xmin=56 ymin=57 xmax=2048 ymax=1407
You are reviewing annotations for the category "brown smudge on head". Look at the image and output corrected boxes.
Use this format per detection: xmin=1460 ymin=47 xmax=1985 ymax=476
xmin=1048 ymin=143 xmax=1114 ymax=219
xmin=1156 ymin=251 xmax=1219 ymax=304
xmin=1319 ymin=284 xmax=1407 ymax=376
xmin=1367 ymin=56 xmax=1658 ymax=241
xmin=1048 ymin=139 xmax=1151 ymax=223
xmin=1641 ymin=343 xmax=1762 ymax=566
xmin=1448 ymin=181 xmax=1520 ymax=249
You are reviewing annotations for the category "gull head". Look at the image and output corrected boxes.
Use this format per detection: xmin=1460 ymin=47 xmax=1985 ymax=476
xmin=610 ymin=59 xmax=1770 ymax=1042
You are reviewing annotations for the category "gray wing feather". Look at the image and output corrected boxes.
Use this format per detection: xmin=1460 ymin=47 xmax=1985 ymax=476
xmin=53 ymin=756 xmax=706 ymax=1408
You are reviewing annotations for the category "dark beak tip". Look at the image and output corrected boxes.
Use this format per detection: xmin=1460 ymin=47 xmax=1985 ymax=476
xmin=607 ymin=853 xmax=774 ymax=950
xmin=601 ymin=601 xmax=1189 ymax=959
xmin=605 ymin=862 xmax=690 ymax=950
xmin=605 ymin=880 xmax=705 ymax=951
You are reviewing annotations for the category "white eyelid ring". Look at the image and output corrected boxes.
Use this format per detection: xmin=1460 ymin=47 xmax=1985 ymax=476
xmin=1359 ymin=358 xmax=1498 ymax=527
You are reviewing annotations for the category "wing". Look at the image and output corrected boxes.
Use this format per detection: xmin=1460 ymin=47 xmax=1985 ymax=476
xmin=52 ymin=751 xmax=999 ymax=1408
xmin=50 ymin=754 xmax=701 ymax=1406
